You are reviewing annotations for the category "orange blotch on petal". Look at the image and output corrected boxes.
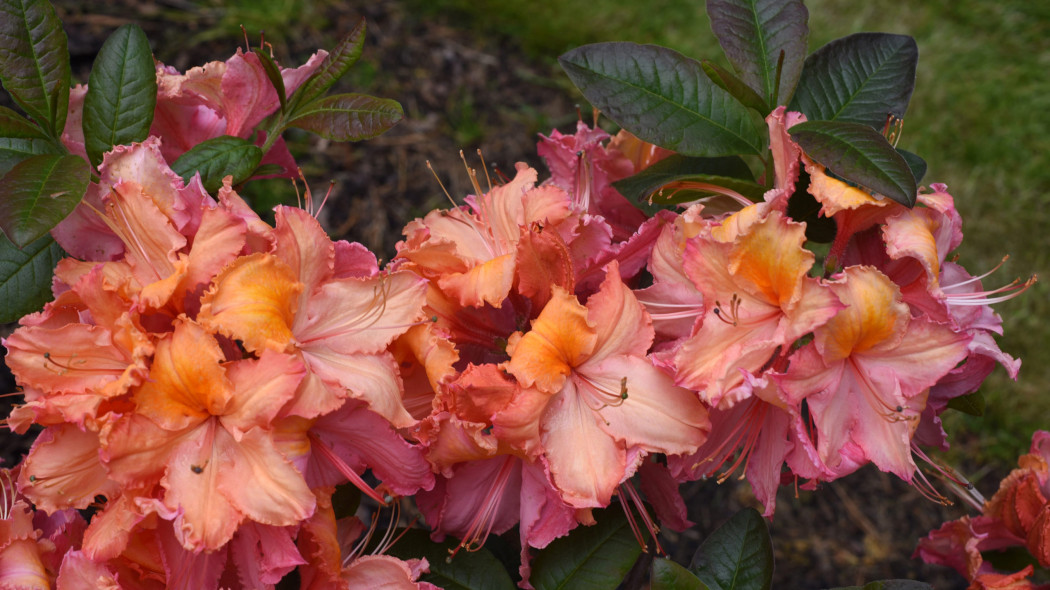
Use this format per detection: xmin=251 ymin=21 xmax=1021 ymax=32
xmin=507 ymin=287 xmax=595 ymax=393
xmin=199 ymin=252 xmax=302 ymax=354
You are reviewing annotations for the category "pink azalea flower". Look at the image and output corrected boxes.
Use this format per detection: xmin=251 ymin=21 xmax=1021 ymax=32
xmin=671 ymin=210 xmax=842 ymax=408
xmin=504 ymin=262 xmax=709 ymax=507
xmin=778 ymin=266 xmax=971 ymax=481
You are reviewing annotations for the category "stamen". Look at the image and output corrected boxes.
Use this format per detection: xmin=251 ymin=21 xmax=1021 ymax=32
xmin=617 ymin=479 xmax=665 ymax=555
xmin=476 ymin=149 xmax=493 ymax=192
xmin=577 ymin=373 xmax=630 ymax=412
xmin=1 ymin=469 xmax=14 ymax=520
xmin=460 ymin=150 xmax=484 ymax=198
xmin=426 ymin=161 xmax=459 ymax=209
xmin=651 ymin=182 xmax=752 ymax=208
xmin=944 ymin=275 xmax=1037 ymax=306
xmin=448 ymin=455 xmax=515 ymax=561
xmin=308 ymin=433 xmax=387 ymax=505
xmin=711 ymin=293 xmax=742 ymax=326
xmin=574 ymin=150 xmax=593 ymax=212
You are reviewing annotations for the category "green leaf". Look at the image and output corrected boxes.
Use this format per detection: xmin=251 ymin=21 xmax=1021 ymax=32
xmin=612 ymin=154 xmax=763 ymax=212
xmin=706 ymin=0 xmax=809 ymax=106
xmin=0 ymin=104 xmax=48 ymax=138
xmin=0 ymin=137 xmax=62 ymax=177
xmin=826 ymin=581 xmax=933 ymax=590
xmin=295 ymin=19 xmax=366 ymax=106
xmin=0 ymin=0 xmax=71 ymax=137
xmin=896 ymin=148 xmax=926 ymax=184
xmin=946 ymin=391 xmax=985 ymax=417
xmin=789 ymin=120 xmax=917 ymax=207
xmin=253 ymin=48 xmax=287 ymax=111
xmin=383 ymin=528 xmax=516 ymax=590
xmin=288 ymin=93 xmax=403 ymax=141
xmin=789 ymin=33 xmax=918 ymax=130
xmin=170 ymin=135 xmax=264 ymax=193
xmin=82 ymin=24 xmax=157 ymax=167
xmin=701 ymin=61 xmax=770 ymax=114
xmin=559 ymin=42 xmax=764 ymax=157
xmin=0 ymin=154 xmax=89 ymax=247
xmin=652 ymin=558 xmax=711 ymax=590
xmin=0 ymin=232 xmax=63 ymax=323
xmin=689 ymin=508 xmax=773 ymax=590
xmin=531 ymin=507 xmax=644 ymax=590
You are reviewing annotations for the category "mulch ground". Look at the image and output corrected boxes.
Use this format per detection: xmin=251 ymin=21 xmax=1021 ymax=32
xmin=0 ymin=0 xmax=990 ymax=586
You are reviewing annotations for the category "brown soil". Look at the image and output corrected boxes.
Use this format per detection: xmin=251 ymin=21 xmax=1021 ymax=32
xmin=0 ymin=0 xmax=986 ymax=587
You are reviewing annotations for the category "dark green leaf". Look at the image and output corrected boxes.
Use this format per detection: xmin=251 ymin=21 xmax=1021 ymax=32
xmin=786 ymin=168 xmax=836 ymax=243
xmin=288 ymin=93 xmax=403 ymax=141
xmin=0 ymin=232 xmax=63 ymax=323
xmin=0 ymin=154 xmax=89 ymax=247
xmin=789 ymin=120 xmax=917 ymax=207
xmin=706 ymin=0 xmax=808 ymax=106
xmin=383 ymin=528 xmax=516 ymax=590
xmin=896 ymin=148 xmax=926 ymax=184
xmin=689 ymin=508 xmax=773 ymax=590
xmin=295 ymin=19 xmax=366 ymax=106
xmin=982 ymin=546 xmax=1049 ymax=577
xmin=826 ymin=581 xmax=934 ymax=590
xmin=0 ymin=136 xmax=62 ymax=176
xmin=0 ymin=104 xmax=48 ymax=138
xmin=946 ymin=391 xmax=985 ymax=417
xmin=170 ymin=135 xmax=264 ymax=193
xmin=701 ymin=60 xmax=770 ymax=114
xmin=531 ymin=507 xmax=644 ymax=590
xmin=652 ymin=558 xmax=711 ymax=590
xmin=559 ymin=42 xmax=764 ymax=156
xmin=613 ymin=154 xmax=763 ymax=212
xmin=0 ymin=0 xmax=70 ymax=137
xmin=789 ymin=33 xmax=918 ymax=129
xmin=82 ymin=24 xmax=157 ymax=167
xmin=253 ymin=48 xmax=287 ymax=110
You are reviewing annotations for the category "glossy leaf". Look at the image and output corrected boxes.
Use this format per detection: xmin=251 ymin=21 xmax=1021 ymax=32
xmin=789 ymin=33 xmax=917 ymax=130
xmin=560 ymin=42 xmax=764 ymax=156
xmin=896 ymin=148 xmax=926 ymax=184
xmin=295 ymin=19 xmax=366 ymax=106
xmin=689 ymin=508 xmax=773 ymax=590
xmin=0 ymin=232 xmax=63 ymax=323
xmin=0 ymin=137 xmax=61 ymax=177
xmin=701 ymin=60 xmax=770 ymax=114
xmin=789 ymin=120 xmax=917 ymax=207
xmin=0 ymin=104 xmax=48 ymax=138
xmin=82 ymin=24 xmax=157 ymax=167
xmin=531 ymin=508 xmax=644 ymax=590
xmin=253 ymin=48 xmax=287 ymax=110
xmin=946 ymin=391 xmax=985 ymax=417
xmin=613 ymin=154 xmax=763 ymax=208
xmin=170 ymin=135 xmax=264 ymax=193
xmin=652 ymin=558 xmax=711 ymax=590
xmin=288 ymin=93 xmax=403 ymax=141
xmin=0 ymin=153 xmax=89 ymax=247
xmin=706 ymin=0 xmax=808 ymax=106
xmin=383 ymin=528 xmax=516 ymax=590
xmin=0 ymin=0 xmax=70 ymax=137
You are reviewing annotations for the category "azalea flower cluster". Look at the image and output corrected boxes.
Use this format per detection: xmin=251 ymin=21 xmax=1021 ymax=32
xmin=916 ymin=431 xmax=1050 ymax=589
xmin=0 ymin=56 xmax=1030 ymax=588
xmin=0 ymin=47 xmax=438 ymax=589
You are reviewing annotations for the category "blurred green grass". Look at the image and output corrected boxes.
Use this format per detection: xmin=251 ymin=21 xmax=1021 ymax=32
xmin=408 ymin=0 xmax=1050 ymax=467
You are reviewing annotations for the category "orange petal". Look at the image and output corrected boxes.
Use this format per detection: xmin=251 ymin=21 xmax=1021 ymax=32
xmin=133 ymin=319 xmax=232 ymax=431
xmin=199 ymin=252 xmax=302 ymax=354
xmin=817 ymin=267 xmax=909 ymax=361
xmin=507 ymin=287 xmax=595 ymax=394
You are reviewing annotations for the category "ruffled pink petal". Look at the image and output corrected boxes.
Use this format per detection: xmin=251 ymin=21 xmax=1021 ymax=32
xmin=272 ymin=205 xmax=336 ymax=297
xmin=226 ymin=521 xmax=306 ymax=586
xmin=301 ymin=346 xmax=415 ymax=428
xmin=19 ymin=425 xmax=120 ymax=513
xmin=296 ymin=270 xmax=427 ymax=356
xmin=342 ymin=554 xmax=430 ymax=589
xmin=541 ymin=381 xmax=627 ymax=508
xmin=583 ymin=355 xmax=709 ymax=456
xmin=56 ymin=549 xmax=120 ymax=590
xmin=308 ymin=400 xmax=434 ymax=496
xmin=221 ymin=350 xmax=305 ymax=437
